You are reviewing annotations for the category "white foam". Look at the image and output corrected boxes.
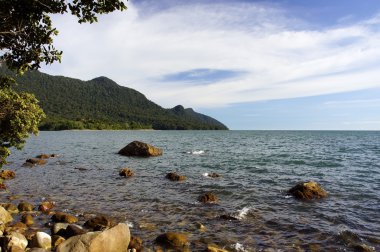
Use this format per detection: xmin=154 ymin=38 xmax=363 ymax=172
xmin=237 ymin=206 xmax=252 ymax=220
xmin=125 ymin=221 xmax=134 ymax=228
xmin=284 ymin=195 xmax=293 ymax=199
xmin=202 ymin=172 xmax=209 ymax=177
xmin=233 ymin=243 xmax=248 ymax=252
xmin=189 ymin=150 xmax=205 ymax=155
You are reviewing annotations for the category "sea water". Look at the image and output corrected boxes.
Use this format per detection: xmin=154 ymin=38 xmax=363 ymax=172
xmin=4 ymin=130 xmax=380 ymax=251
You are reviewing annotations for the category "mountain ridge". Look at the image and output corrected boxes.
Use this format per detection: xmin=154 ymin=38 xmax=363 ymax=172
xmin=0 ymin=66 xmax=228 ymax=130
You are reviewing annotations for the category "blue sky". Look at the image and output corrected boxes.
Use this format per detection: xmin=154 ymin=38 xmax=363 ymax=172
xmin=41 ymin=0 xmax=380 ymax=130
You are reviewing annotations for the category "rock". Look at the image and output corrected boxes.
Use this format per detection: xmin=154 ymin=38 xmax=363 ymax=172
xmin=0 ymin=206 xmax=14 ymax=224
xmin=53 ymin=223 xmax=70 ymax=235
xmin=57 ymin=223 xmax=130 ymax=252
xmin=208 ymin=173 xmax=220 ymax=178
xmin=288 ymin=181 xmax=328 ymax=200
xmin=0 ymin=170 xmax=16 ymax=180
xmin=118 ymin=141 xmax=163 ymax=157
xmin=21 ymin=214 xmax=34 ymax=226
xmin=18 ymin=202 xmax=34 ymax=212
xmin=4 ymin=232 xmax=28 ymax=251
xmin=207 ymin=244 xmax=229 ymax=252
xmin=25 ymin=158 xmax=46 ymax=166
xmin=28 ymin=248 xmax=50 ymax=252
xmin=57 ymin=224 xmax=86 ymax=238
xmin=6 ymin=222 xmax=28 ymax=234
xmin=128 ymin=236 xmax=143 ymax=252
xmin=119 ymin=168 xmax=134 ymax=178
xmin=165 ymin=172 xmax=186 ymax=181
xmin=52 ymin=212 xmax=78 ymax=224
xmin=219 ymin=215 xmax=238 ymax=221
xmin=195 ymin=222 xmax=206 ymax=232
xmin=52 ymin=235 xmax=65 ymax=249
xmin=38 ymin=201 xmax=55 ymax=213
xmin=155 ymin=232 xmax=189 ymax=250
xmin=0 ymin=183 xmax=7 ymax=190
xmin=84 ymin=215 xmax=114 ymax=231
xmin=2 ymin=203 xmax=19 ymax=214
xmin=31 ymin=232 xmax=51 ymax=250
xmin=198 ymin=193 xmax=218 ymax=203
xmin=36 ymin=154 xmax=51 ymax=159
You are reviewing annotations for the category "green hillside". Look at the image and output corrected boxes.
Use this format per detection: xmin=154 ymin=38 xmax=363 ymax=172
xmin=0 ymin=66 xmax=228 ymax=130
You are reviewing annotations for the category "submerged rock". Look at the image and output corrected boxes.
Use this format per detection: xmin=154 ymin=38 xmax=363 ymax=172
xmin=208 ymin=173 xmax=220 ymax=178
xmin=25 ymin=158 xmax=46 ymax=166
xmin=219 ymin=215 xmax=238 ymax=221
xmin=119 ymin=168 xmax=134 ymax=178
xmin=288 ymin=181 xmax=328 ymax=200
xmin=57 ymin=223 xmax=130 ymax=252
xmin=155 ymin=232 xmax=189 ymax=250
xmin=36 ymin=154 xmax=51 ymax=159
xmin=2 ymin=203 xmax=19 ymax=214
xmin=0 ymin=170 xmax=16 ymax=180
xmin=118 ymin=141 xmax=162 ymax=157
xmin=166 ymin=172 xmax=186 ymax=181
xmin=198 ymin=193 xmax=218 ymax=203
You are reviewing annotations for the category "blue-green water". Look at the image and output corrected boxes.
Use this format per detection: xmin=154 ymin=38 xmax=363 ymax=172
xmin=3 ymin=131 xmax=380 ymax=251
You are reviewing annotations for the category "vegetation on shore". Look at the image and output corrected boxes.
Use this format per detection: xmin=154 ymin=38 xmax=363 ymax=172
xmin=0 ymin=66 xmax=228 ymax=131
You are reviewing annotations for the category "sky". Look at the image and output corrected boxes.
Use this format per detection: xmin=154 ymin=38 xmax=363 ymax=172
xmin=41 ymin=0 xmax=380 ymax=130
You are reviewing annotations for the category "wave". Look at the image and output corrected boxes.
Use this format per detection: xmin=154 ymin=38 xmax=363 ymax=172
xmin=187 ymin=150 xmax=205 ymax=155
xmin=231 ymin=242 xmax=249 ymax=252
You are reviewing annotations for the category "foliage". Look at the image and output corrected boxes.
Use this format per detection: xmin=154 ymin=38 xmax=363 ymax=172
xmin=0 ymin=0 xmax=127 ymax=73
xmin=0 ymin=66 xmax=228 ymax=131
xmin=0 ymin=76 xmax=45 ymax=168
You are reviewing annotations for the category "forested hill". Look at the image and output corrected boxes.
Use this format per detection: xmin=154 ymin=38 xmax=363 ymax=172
xmin=0 ymin=67 xmax=228 ymax=130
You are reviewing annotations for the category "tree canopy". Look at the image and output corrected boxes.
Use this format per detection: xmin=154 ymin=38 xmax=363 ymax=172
xmin=0 ymin=0 xmax=127 ymax=73
xmin=0 ymin=0 xmax=127 ymax=169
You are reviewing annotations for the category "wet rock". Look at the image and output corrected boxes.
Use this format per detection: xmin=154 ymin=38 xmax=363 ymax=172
xmin=25 ymin=158 xmax=46 ymax=166
xmin=57 ymin=224 xmax=86 ymax=239
xmin=6 ymin=222 xmax=28 ymax=234
xmin=84 ymin=215 xmax=114 ymax=231
xmin=21 ymin=214 xmax=34 ymax=226
xmin=31 ymin=232 xmax=51 ymax=250
xmin=28 ymin=248 xmax=50 ymax=252
xmin=0 ymin=206 xmax=14 ymax=223
xmin=198 ymin=193 xmax=218 ymax=203
xmin=38 ymin=201 xmax=55 ymax=213
xmin=18 ymin=202 xmax=34 ymax=212
xmin=207 ymin=244 xmax=229 ymax=252
xmin=52 ymin=212 xmax=78 ymax=224
xmin=208 ymin=173 xmax=220 ymax=178
xmin=165 ymin=172 xmax=186 ymax=181
xmin=118 ymin=141 xmax=163 ymax=157
xmin=288 ymin=181 xmax=328 ymax=200
xmin=119 ymin=168 xmax=134 ymax=178
xmin=3 ymin=232 xmax=28 ymax=251
xmin=155 ymin=232 xmax=189 ymax=250
xmin=2 ymin=203 xmax=19 ymax=214
xmin=195 ymin=222 xmax=206 ymax=232
xmin=128 ymin=236 xmax=143 ymax=252
xmin=57 ymin=223 xmax=130 ymax=252
xmin=351 ymin=243 xmax=375 ymax=252
xmin=0 ymin=170 xmax=16 ymax=180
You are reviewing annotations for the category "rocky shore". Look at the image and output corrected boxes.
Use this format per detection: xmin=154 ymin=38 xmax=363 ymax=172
xmin=0 ymin=141 xmax=335 ymax=252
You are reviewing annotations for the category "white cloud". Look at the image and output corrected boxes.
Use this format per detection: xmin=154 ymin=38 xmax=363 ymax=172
xmin=41 ymin=1 xmax=380 ymax=109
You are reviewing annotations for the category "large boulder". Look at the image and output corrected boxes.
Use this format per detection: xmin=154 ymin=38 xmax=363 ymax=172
xmin=288 ymin=181 xmax=328 ymax=200
xmin=57 ymin=223 xmax=130 ymax=252
xmin=118 ymin=141 xmax=162 ymax=157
